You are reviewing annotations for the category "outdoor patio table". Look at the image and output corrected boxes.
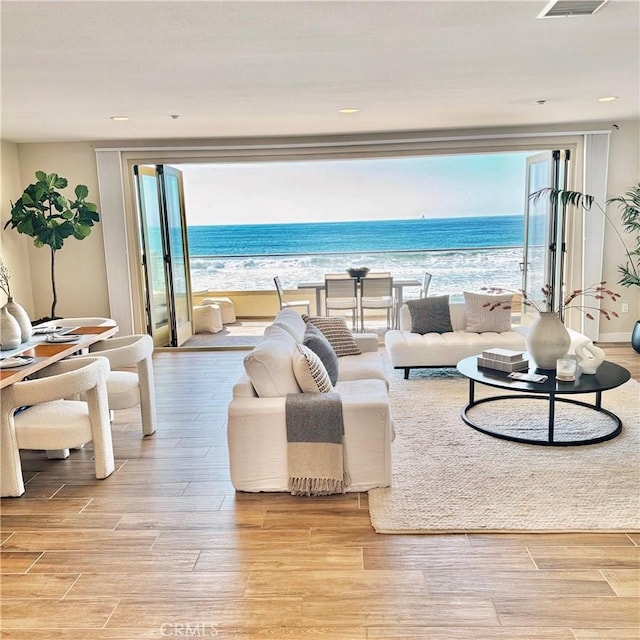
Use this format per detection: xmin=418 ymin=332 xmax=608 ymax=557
xmin=297 ymin=277 xmax=421 ymax=326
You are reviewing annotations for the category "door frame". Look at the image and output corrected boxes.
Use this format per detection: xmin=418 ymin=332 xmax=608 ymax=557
xmin=95 ymin=129 xmax=608 ymax=341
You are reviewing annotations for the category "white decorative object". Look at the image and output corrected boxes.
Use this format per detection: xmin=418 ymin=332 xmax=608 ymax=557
xmin=574 ymin=338 xmax=606 ymax=374
xmin=0 ymin=306 xmax=22 ymax=350
xmin=5 ymin=297 xmax=32 ymax=343
xmin=525 ymin=312 xmax=571 ymax=370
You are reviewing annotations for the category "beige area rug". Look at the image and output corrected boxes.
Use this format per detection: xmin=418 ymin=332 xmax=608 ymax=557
xmin=369 ymin=373 xmax=640 ymax=533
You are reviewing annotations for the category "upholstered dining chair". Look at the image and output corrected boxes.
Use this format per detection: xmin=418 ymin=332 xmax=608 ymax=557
xmin=88 ymin=334 xmax=157 ymax=437
xmin=360 ymin=272 xmax=395 ymax=331
xmin=274 ymin=276 xmax=311 ymax=314
xmin=1 ymin=356 xmax=114 ymax=497
xmin=324 ymin=274 xmax=358 ymax=330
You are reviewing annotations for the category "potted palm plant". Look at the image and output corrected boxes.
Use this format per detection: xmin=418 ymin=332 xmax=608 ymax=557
xmin=532 ymin=182 xmax=640 ymax=352
xmin=4 ymin=171 xmax=100 ymax=321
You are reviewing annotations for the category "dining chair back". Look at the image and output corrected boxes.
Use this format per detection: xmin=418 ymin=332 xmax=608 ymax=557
xmin=421 ymin=272 xmax=433 ymax=298
xmin=273 ymin=276 xmax=311 ymax=315
xmin=360 ymin=272 xmax=394 ymax=331
xmin=324 ymin=274 xmax=358 ymax=330
xmin=1 ymin=356 xmax=114 ymax=497
xmin=88 ymin=334 xmax=157 ymax=436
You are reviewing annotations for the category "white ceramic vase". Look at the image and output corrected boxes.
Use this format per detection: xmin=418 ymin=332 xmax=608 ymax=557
xmin=5 ymin=297 xmax=32 ymax=343
xmin=526 ymin=311 xmax=571 ymax=370
xmin=574 ymin=338 xmax=605 ymax=374
xmin=0 ymin=305 xmax=22 ymax=350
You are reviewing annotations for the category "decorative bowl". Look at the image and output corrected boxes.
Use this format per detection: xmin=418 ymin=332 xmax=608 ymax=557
xmin=346 ymin=267 xmax=370 ymax=279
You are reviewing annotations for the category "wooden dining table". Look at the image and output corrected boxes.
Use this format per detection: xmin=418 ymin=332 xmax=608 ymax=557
xmin=0 ymin=324 xmax=119 ymax=389
xmin=1 ymin=324 xmax=119 ymax=497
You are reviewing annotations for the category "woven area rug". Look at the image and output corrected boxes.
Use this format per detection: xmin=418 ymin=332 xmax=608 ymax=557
xmin=369 ymin=372 xmax=640 ymax=534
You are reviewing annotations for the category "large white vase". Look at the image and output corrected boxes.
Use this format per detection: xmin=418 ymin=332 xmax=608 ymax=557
xmin=526 ymin=311 xmax=571 ymax=370
xmin=5 ymin=297 xmax=32 ymax=343
xmin=0 ymin=305 xmax=22 ymax=350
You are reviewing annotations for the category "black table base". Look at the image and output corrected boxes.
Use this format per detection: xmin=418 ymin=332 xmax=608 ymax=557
xmin=461 ymin=391 xmax=623 ymax=447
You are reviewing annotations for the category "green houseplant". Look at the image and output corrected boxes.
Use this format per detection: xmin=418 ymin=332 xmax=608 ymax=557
xmin=5 ymin=171 xmax=100 ymax=320
xmin=532 ymin=182 xmax=640 ymax=352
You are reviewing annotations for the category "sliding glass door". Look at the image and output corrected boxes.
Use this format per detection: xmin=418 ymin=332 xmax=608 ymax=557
xmin=134 ymin=165 xmax=193 ymax=347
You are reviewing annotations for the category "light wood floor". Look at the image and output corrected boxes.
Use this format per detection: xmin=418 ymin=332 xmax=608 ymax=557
xmin=1 ymin=345 xmax=638 ymax=639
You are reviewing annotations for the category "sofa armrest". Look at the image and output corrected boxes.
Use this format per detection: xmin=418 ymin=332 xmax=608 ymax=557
xmin=352 ymin=332 xmax=379 ymax=352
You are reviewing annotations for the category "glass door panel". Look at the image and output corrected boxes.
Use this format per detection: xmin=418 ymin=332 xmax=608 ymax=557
xmin=134 ymin=165 xmax=193 ymax=347
xmin=158 ymin=165 xmax=193 ymax=346
xmin=522 ymin=152 xmax=553 ymax=322
xmin=134 ymin=165 xmax=170 ymax=347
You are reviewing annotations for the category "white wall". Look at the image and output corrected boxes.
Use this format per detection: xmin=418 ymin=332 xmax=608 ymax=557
xmin=1 ymin=141 xmax=35 ymax=316
xmin=3 ymin=142 xmax=110 ymax=321
xmin=599 ymin=119 xmax=640 ymax=341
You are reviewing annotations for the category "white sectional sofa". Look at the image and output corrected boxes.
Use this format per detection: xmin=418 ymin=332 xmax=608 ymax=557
xmin=385 ymin=302 xmax=527 ymax=379
xmin=227 ymin=309 xmax=393 ymax=492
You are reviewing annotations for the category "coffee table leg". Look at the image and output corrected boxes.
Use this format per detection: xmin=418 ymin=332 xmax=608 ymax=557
xmin=548 ymin=392 xmax=556 ymax=443
xmin=469 ymin=379 xmax=475 ymax=406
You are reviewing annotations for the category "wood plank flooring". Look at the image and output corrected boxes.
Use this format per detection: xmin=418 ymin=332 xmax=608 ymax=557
xmin=1 ymin=345 xmax=638 ymax=639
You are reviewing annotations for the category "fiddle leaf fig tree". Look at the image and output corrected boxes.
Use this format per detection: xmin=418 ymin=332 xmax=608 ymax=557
xmin=5 ymin=171 xmax=100 ymax=319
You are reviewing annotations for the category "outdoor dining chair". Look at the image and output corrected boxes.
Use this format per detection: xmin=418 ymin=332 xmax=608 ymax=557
xmin=360 ymin=272 xmax=394 ymax=331
xmin=274 ymin=276 xmax=311 ymax=315
xmin=421 ymin=271 xmax=433 ymax=298
xmin=324 ymin=273 xmax=358 ymax=330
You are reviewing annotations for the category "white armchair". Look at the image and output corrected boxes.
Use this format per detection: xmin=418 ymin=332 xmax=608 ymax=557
xmin=88 ymin=334 xmax=157 ymax=436
xmin=1 ymin=356 xmax=113 ymax=497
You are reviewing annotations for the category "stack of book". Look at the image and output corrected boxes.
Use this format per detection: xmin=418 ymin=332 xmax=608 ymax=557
xmin=477 ymin=348 xmax=529 ymax=372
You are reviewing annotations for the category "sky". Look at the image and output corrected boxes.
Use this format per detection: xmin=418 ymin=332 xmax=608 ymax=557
xmin=177 ymin=150 xmax=543 ymax=226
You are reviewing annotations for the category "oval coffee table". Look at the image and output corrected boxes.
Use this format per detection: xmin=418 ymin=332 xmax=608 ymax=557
xmin=456 ymin=356 xmax=630 ymax=447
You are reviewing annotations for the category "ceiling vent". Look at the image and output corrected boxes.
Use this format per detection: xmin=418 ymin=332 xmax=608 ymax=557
xmin=538 ymin=0 xmax=609 ymax=18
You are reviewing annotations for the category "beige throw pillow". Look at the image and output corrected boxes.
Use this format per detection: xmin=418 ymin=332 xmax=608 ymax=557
xmin=463 ymin=291 xmax=513 ymax=333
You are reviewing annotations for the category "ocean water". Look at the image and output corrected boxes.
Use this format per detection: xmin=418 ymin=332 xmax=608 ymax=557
xmin=186 ymin=215 xmax=527 ymax=295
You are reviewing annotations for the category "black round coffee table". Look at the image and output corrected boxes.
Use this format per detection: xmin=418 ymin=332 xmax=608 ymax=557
xmin=456 ymin=356 xmax=630 ymax=446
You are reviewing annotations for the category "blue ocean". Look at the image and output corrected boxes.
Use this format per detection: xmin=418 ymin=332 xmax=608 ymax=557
xmin=186 ymin=215 xmax=527 ymax=296
xmin=187 ymin=215 xmax=522 ymax=256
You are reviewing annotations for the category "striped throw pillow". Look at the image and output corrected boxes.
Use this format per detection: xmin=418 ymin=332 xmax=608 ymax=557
xmin=302 ymin=315 xmax=361 ymax=357
xmin=291 ymin=343 xmax=333 ymax=393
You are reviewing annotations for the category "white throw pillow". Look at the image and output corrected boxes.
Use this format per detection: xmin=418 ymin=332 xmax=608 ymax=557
xmin=291 ymin=343 xmax=333 ymax=393
xmin=463 ymin=291 xmax=513 ymax=333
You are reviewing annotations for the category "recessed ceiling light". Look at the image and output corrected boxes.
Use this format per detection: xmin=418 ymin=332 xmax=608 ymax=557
xmin=110 ymin=115 xmax=131 ymax=121
xmin=597 ymin=96 xmax=618 ymax=102
xmin=338 ymin=108 xmax=359 ymax=114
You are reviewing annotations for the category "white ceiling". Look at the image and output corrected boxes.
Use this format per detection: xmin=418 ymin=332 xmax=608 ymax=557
xmin=1 ymin=0 xmax=638 ymax=144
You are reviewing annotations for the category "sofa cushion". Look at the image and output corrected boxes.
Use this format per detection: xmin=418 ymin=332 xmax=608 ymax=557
xmin=406 ymin=295 xmax=453 ymax=334
xmin=464 ymin=291 xmax=513 ymax=333
xmin=338 ymin=351 xmax=388 ymax=386
xmin=303 ymin=323 xmax=339 ymax=385
xmin=292 ymin=343 xmax=333 ymax=393
xmin=273 ymin=309 xmax=307 ymax=342
xmin=243 ymin=336 xmax=301 ymax=397
xmin=302 ymin=315 xmax=361 ymax=357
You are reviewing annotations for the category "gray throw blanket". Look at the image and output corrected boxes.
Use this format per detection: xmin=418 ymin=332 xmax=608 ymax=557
xmin=285 ymin=392 xmax=350 ymax=496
